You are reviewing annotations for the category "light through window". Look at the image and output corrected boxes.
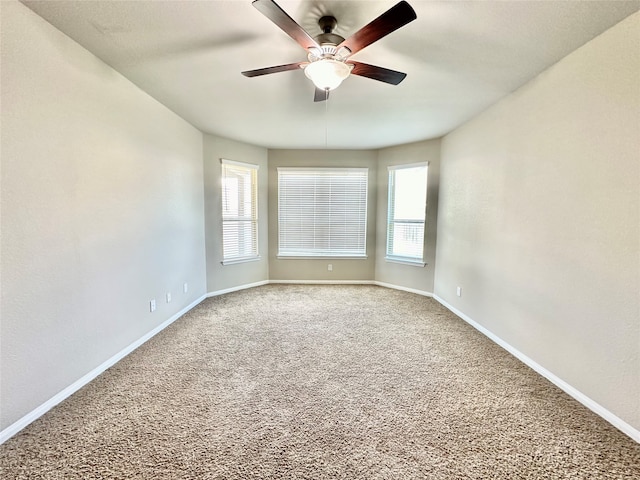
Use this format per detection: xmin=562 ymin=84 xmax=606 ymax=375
xmin=221 ymin=159 xmax=259 ymax=264
xmin=386 ymin=163 xmax=428 ymax=265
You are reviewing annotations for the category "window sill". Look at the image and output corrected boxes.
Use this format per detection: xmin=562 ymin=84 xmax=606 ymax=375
xmin=385 ymin=256 xmax=427 ymax=267
xmin=277 ymin=255 xmax=368 ymax=260
xmin=221 ymin=256 xmax=261 ymax=266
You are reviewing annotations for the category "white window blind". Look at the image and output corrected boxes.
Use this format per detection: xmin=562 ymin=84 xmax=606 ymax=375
xmin=386 ymin=163 xmax=428 ymax=265
xmin=221 ymin=159 xmax=259 ymax=264
xmin=278 ymin=167 xmax=368 ymax=257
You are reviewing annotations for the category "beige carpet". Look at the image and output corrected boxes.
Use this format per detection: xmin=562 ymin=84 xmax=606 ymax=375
xmin=1 ymin=284 xmax=639 ymax=479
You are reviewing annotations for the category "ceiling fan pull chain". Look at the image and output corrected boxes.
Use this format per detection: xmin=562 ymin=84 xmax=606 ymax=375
xmin=325 ymin=89 xmax=329 ymax=148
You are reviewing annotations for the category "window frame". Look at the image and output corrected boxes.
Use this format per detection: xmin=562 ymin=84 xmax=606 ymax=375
xmin=277 ymin=167 xmax=369 ymax=259
xmin=220 ymin=158 xmax=260 ymax=265
xmin=386 ymin=162 xmax=429 ymax=267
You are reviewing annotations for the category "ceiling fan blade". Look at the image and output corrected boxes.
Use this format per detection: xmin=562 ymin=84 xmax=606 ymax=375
xmin=349 ymin=61 xmax=407 ymax=85
xmin=242 ymin=62 xmax=304 ymax=77
xmin=337 ymin=1 xmax=416 ymax=56
xmin=314 ymin=88 xmax=329 ymax=102
xmin=252 ymin=0 xmax=320 ymax=51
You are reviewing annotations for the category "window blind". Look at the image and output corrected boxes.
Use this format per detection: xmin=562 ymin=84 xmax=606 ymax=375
xmin=386 ymin=163 xmax=428 ymax=264
xmin=221 ymin=159 xmax=258 ymax=263
xmin=278 ymin=167 xmax=368 ymax=257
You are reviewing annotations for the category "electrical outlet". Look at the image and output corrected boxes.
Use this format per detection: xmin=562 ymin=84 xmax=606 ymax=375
xmin=456 ymin=286 xmax=462 ymax=297
xmin=328 ymin=264 xmax=333 ymax=272
xmin=183 ymin=282 xmax=188 ymax=293
xmin=166 ymin=292 xmax=171 ymax=303
xmin=150 ymin=299 xmax=156 ymax=312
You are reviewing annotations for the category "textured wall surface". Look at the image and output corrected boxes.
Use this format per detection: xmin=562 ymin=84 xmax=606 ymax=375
xmin=1 ymin=2 xmax=206 ymax=430
xmin=203 ymin=133 xmax=269 ymax=293
xmin=436 ymin=12 xmax=640 ymax=431
xmin=375 ymin=140 xmax=441 ymax=294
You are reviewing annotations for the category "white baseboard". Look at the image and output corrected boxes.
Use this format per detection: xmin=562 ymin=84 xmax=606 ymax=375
xmin=268 ymin=280 xmax=433 ymax=298
xmin=433 ymin=295 xmax=640 ymax=444
xmin=0 ymin=294 xmax=207 ymax=445
xmin=206 ymin=280 xmax=270 ymax=297
xmin=269 ymin=279 xmax=376 ymax=285
xmin=373 ymin=281 xmax=433 ymax=298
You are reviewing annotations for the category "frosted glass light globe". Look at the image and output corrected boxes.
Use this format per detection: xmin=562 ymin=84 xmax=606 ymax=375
xmin=304 ymin=59 xmax=352 ymax=91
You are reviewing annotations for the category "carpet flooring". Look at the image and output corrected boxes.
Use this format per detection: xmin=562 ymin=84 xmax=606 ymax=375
xmin=1 ymin=284 xmax=639 ymax=479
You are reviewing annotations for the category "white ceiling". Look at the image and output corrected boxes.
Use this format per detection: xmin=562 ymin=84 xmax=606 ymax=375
xmin=22 ymin=0 xmax=640 ymax=149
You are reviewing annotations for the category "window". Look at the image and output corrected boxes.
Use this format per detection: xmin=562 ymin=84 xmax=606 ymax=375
xmin=221 ymin=159 xmax=259 ymax=264
xmin=278 ymin=167 xmax=368 ymax=258
xmin=386 ymin=163 xmax=428 ymax=266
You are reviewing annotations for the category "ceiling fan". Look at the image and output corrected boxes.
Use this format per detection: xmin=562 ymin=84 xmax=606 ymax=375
xmin=241 ymin=0 xmax=417 ymax=102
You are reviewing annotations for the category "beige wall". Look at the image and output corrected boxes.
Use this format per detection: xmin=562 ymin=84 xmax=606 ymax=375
xmin=268 ymin=149 xmax=378 ymax=281
xmin=0 ymin=2 xmax=206 ymax=431
xmin=375 ymin=140 xmax=441 ymax=294
xmin=203 ymin=134 xmax=269 ymax=293
xmin=436 ymin=12 xmax=640 ymax=432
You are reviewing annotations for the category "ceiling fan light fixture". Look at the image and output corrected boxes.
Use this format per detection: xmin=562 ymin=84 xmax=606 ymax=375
xmin=304 ymin=59 xmax=352 ymax=91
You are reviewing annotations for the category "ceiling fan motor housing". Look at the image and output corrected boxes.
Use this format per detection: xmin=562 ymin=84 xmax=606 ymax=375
xmin=309 ymin=16 xmax=348 ymax=61
xmin=308 ymin=44 xmax=349 ymax=62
